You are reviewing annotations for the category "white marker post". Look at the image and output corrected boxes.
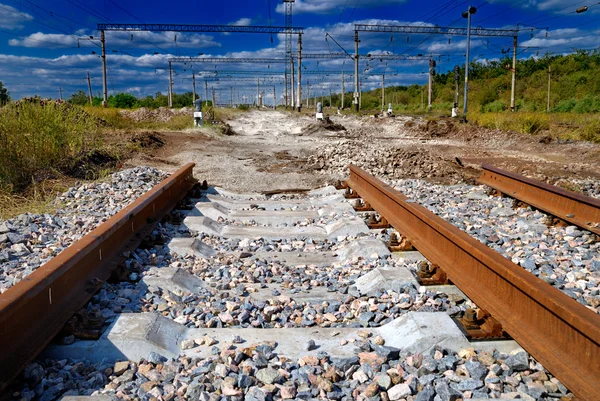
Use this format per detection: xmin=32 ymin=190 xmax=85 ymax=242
xmin=194 ymin=98 xmax=203 ymax=127
xmin=316 ymin=102 xmax=324 ymax=121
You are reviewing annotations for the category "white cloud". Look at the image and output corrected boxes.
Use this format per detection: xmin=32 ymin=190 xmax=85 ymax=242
xmin=0 ymin=3 xmax=33 ymax=29
xmin=8 ymin=30 xmax=221 ymax=49
xmin=276 ymin=0 xmax=408 ymax=15
xmin=231 ymin=18 xmax=252 ymax=26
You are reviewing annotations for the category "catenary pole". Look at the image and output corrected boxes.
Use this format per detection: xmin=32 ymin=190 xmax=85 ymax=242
xmin=297 ymin=33 xmax=302 ymax=111
xmin=510 ymin=36 xmax=518 ymax=112
xmin=101 ymin=30 xmax=108 ymax=107
xmin=168 ymin=61 xmax=173 ymax=108
xmin=463 ymin=7 xmax=474 ymax=120
xmin=354 ymin=30 xmax=359 ymax=112
xmin=87 ymin=72 xmax=93 ymax=105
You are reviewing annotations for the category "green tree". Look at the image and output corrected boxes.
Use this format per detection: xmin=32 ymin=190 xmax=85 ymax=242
xmin=108 ymin=92 xmax=139 ymax=108
xmin=68 ymin=90 xmax=90 ymax=106
xmin=0 ymin=82 xmax=11 ymax=106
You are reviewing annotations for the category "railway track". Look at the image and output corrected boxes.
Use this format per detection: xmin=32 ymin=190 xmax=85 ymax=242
xmin=0 ymin=163 xmax=598 ymax=401
xmin=345 ymin=165 xmax=600 ymax=401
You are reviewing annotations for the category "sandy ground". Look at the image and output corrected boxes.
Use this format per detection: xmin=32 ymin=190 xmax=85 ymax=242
xmin=125 ymin=109 xmax=600 ymax=192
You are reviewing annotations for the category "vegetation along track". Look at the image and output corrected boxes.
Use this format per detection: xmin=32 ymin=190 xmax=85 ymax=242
xmin=0 ymin=163 xmax=196 ymax=392
xmin=345 ymin=165 xmax=600 ymax=401
xmin=1 ymin=162 xmax=598 ymax=400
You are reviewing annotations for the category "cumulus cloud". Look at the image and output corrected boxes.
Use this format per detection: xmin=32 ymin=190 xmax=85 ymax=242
xmin=8 ymin=30 xmax=221 ymax=49
xmin=0 ymin=3 xmax=33 ymax=29
xmin=231 ymin=18 xmax=252 ymax=26
xmin=276 ymin=0 xmax=408 ymax=15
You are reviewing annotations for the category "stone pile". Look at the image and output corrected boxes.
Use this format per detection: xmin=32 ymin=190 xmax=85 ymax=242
xmin=119 ymin=107 xmax=194 ymax=123
xmin=14 ymin=344 xmax=570 ymax=401
xmin=0 ymin=167 xmax=168 ymax=293
xmin=305 ymin=142 xmax=462 ymax=182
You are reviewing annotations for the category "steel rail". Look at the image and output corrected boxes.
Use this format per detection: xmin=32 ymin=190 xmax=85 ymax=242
xmin=0 ymin=163 xmax=196 ymax=391
xmin=478 ymin=164 xmax=600 ymax=236
xmin=346 ymin=165 xmax=600 ymax=401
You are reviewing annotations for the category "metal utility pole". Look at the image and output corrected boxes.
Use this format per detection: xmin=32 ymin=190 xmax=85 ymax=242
xmin=192 ymin=72 xmax=196 ymax=103
xmin=341 ymin=71 xmax=345 ymax=109
xmin=273 ymin=86 xmax=277 ymax=108
xmin=354 ymin=30 xmax=360 ymax=112
xmin=59 ymin=86 xmax=62 ymax=100
xmin=230 ymin=86 xmax=233 ymax=107
xmin=211 ymin=87 xmax=216 ymax=107
xmin=462 ymin=6 xmax=477 ymax=120
xmin=100 ymin=30 xmax=108 ymax=107
xmin=205 ymin=80 xmax=209 ymax=106
xmin=257 ymin=78 xmax=260 ymax=108
xmin=547 ymin=66 xmax=551 ymax=113
xmin=428 ymin=59 xmax=436 ymax=112
xmin=86 ymin=72 xmax=93 ymax=105
xmin=510 ymin=36 xmax=518 ymax=112
xmin=283 ymin=0 xmax=295 ymax=110
xmin=381 ymin=73 xmax=385 ymax=111
xmin=284 ymin=70 xmax=288 ymax=107
xmin=291 ymin=56 xmax=295 ymax=110
xmin=168 ymin=61 xmax=173 ymax=108
xmin=359 ymin=79 xmax=362 ymax=110
xmin=297 ymin=33 xmax=302 ymax=111
xmin=454 ymin=65 xmax=460 ymax=107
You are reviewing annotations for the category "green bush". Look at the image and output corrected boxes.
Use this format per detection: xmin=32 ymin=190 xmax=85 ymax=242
xmin=553 ymin=99 xmax=577 ymax=112
xmin=482 ymin=100 xmax=506 ymax=113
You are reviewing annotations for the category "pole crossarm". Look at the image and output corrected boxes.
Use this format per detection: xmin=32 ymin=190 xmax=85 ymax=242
xmin=354 ymin=24 xmax=519 ymax=37
xmin=169 ymin=57 xmax=288 ymax=64
xmin=97 ymin=23 xmax=303 ymax=34
xmin=203 ymin=77 xmax=285 ymax=82
xmin=193 ymin=70 xmax=355 ymax=75
xmin=303 ymin=53 xmax=446 ymax=60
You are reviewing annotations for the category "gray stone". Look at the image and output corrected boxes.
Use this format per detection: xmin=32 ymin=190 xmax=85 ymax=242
xmin=256 ymin=368 xmax=280 ymax=385
xmin=452 ymin=379 xmax=483 ymax=391
xmin=465 ymin=360 xmax=487 ymax=381
xmin=434 ymin=381 xmax=460 ymax=401
xmin=387 ymin=383 xmax=412 ymax=400
xmin=504 ymin=352 xmax=529 ymax=371
xmin=245 ymin=386 xmax=267 ymax=401
xmin=415 ymin=384 xmax=435 ymax=401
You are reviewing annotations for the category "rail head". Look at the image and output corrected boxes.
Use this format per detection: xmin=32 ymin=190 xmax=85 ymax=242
xmin=481 ymin=163 xmax=600 ymax=209
xmin=347 ymin=164 xmax=600 ymax=401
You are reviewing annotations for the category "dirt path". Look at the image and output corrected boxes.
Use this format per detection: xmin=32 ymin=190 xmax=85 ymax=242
xmin=125 ymin=110 xmax=600 ymax=192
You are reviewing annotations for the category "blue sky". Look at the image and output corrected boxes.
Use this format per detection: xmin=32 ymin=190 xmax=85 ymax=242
xmin=1 ymin=0 xmax=600 ymax=103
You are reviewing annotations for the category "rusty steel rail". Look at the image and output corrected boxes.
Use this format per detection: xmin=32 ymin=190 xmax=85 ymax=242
xmin=0 ymin=163 xmax=195 ymax=391
xmin=478 ymin=163 xmax=600 ymax=236
xmin=346 ymin=165 xmax=600 ymax=401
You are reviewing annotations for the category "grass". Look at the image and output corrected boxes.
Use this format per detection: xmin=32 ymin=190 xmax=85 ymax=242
xmin=0 ymin=99 xmax=102 ymax=193
xmin=0 ymin=101 xmax=249 ymax=219
xmin=468 ymin=111 xmax=600 ymax=142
